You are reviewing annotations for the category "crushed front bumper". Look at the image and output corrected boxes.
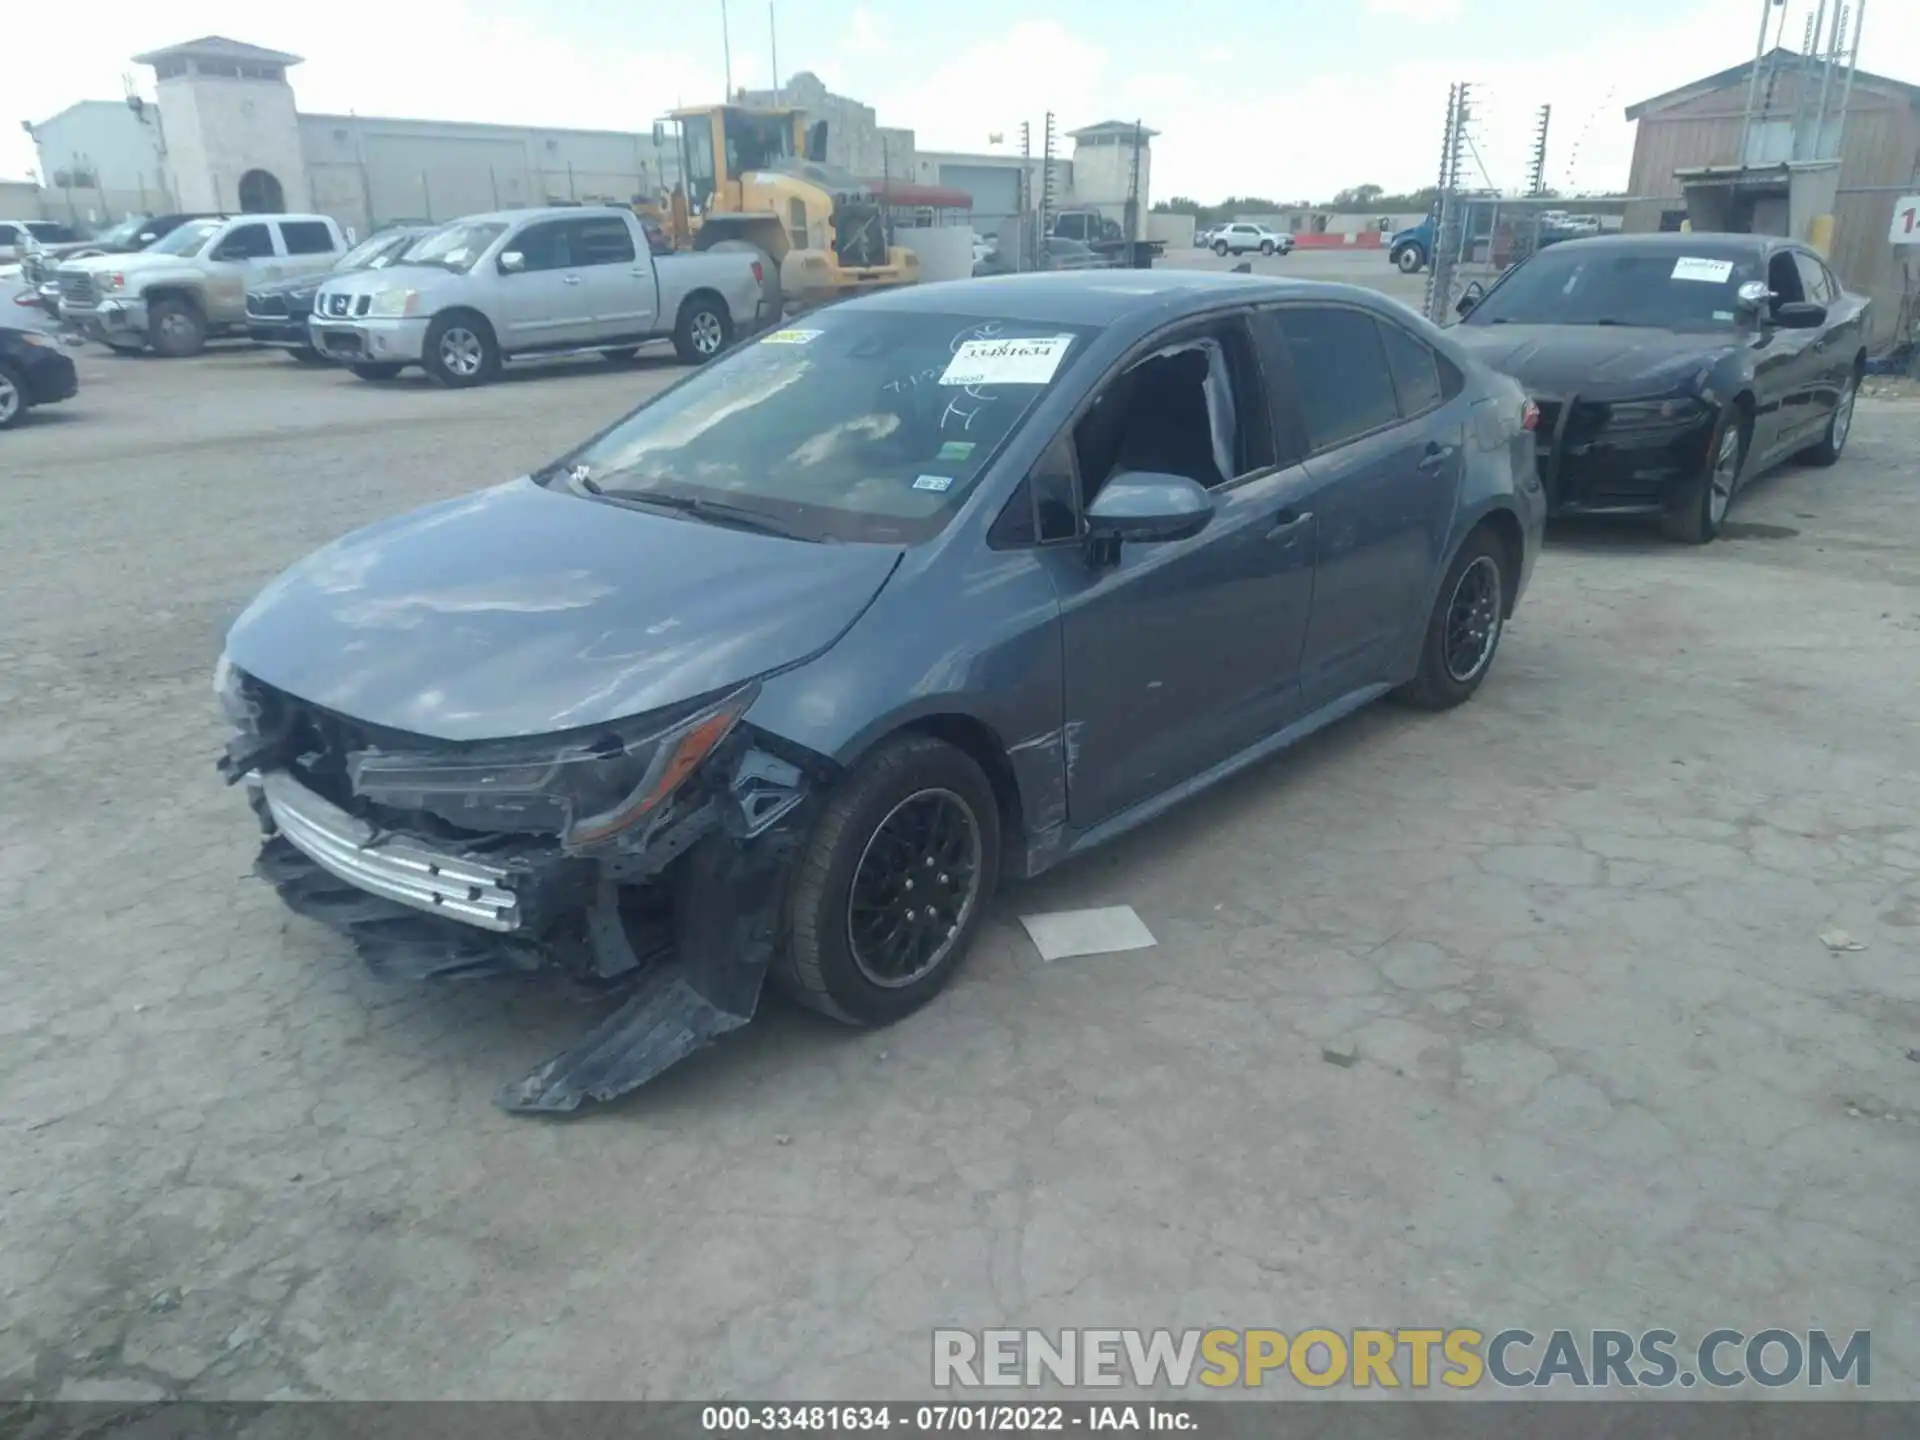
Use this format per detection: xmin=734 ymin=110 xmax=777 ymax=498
xmin=1534 ymin=394 xmax=1717 ymax=516
xmin=231 ymin=716 xmax=820 ymax=1115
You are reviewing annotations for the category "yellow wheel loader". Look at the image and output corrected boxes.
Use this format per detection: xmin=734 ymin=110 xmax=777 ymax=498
xmin=650 ymin=103 xmax=919 ymax=314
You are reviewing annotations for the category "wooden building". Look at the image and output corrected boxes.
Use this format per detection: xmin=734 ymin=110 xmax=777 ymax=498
xmin=1623 ymin=49 xmax=1919 ymax=348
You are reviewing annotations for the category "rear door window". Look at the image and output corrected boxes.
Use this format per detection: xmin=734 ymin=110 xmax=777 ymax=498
xmin=1268 ymin=305 xmax=1401 ymax=451
xmin=1378 ymin=320 xmax=1444 ymax=419
xmin=278 ymin=220 xmax=336 ymax=255
xmin=569 ymin=217 xmax=637 ymax=265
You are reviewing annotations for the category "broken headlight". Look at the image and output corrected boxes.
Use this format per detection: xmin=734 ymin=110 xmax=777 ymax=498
xmin=214 ymin=652 xmax=260 ymax=732
xmin=344 ymin=683 xmax=757 ymax=851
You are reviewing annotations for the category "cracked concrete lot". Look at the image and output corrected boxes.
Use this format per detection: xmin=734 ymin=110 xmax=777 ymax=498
xmin=3 ymin=316 xmax=1918 ymax=1402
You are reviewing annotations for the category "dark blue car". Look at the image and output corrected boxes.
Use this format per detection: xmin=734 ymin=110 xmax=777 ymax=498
xmin=216 ymin=271 xmax=1545 ymax=1112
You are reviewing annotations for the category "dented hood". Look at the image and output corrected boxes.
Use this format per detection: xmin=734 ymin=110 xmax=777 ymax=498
xmin=223 ymin=478 xmax=902 ymax=742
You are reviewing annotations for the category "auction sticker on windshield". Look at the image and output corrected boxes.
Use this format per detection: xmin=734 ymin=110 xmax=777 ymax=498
xmin=1671 ymin=257 xmax=1735 ymax=284
xmin=760 ymin=328 xmax=823 ymax=345
xmin=941 ymin=335 xmax=1074 ymax=387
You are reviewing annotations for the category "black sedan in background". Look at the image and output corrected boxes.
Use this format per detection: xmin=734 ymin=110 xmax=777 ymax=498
xmin=0 ymin=324 xmax=78 ymax=430
xmin=246 ymin=225 xmax=433 ymax=362
xmin=1451 ymin=232 xmax=1868 ymax=543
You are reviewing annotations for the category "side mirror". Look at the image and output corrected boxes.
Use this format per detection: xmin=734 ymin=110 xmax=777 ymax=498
xmin=1455 ymin=280 xmax=1485 ymax=317
xmin=1086 ymin=472 xmax=1216 ymax=548
xmin=1772 ymin=300 xmax=1827 ymax=330
xmin=498 ymin=250 xmax=526 ymax=273
xmin=1735 ymin=280 xmax=1773 ymax=314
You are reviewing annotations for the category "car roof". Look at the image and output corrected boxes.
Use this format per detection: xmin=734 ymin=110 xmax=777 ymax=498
xmin=841 ymin=271 xmax=1403 ymax=328
xmin=1538 ymin=231 xmax=1778 ymax=257
xmin=444 ymin=205 xmax=631 ymax=226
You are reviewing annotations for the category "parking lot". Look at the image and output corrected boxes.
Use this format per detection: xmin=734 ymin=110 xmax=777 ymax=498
xmin=4 ymin=250 xmax=1920 ymax=1401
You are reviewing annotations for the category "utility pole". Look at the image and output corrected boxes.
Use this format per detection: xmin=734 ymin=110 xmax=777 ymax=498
xmin=1526 ymin=104 xmax=1551 ymax=196
xmin=1040 ymin=112 xmax=1059 ymax=266
xmin=721 ymin=0 xmax=733 ymax=100
xmin=769 ymin=2 xmax=780 ymax=104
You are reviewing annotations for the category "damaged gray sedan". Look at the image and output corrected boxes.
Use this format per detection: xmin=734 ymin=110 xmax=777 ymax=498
xmin=218 ymin=271 xmax=1543 ymax=1113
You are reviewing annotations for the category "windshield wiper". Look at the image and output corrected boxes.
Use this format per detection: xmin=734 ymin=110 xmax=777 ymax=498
xmin=591 ymin=486 xmax=821 ymax=542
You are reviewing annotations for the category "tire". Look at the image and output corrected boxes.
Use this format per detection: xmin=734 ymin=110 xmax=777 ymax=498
xmin=672 ymin=295 xmax=731 ymax=364
xmin=600 ymin=346 xmax=640 ymax=363
xmin=1796 ymin=370 xmax=1857 ymax=467
xmin=1660 ymin=407 xmax=1747 ymax=544
xmin=349 ymin=362 xmax=405 ymax=381
xmin=1213 ymin=240 xmax=1230 ymax=256
xmin=289 ymin=346 xmax=329 ymax=365
xmin=148 ymin=298 xmax=206 ymax=358
xmin=1260 ymin=239 xmax=1275 ymax=256
xmin=775 ymin=734 xmax=1001 ymax=1026
xmin=1395 ymin=527 xmax=1509 ymax=711
xmin=422 ymin=311 xmax=498 ymax=388
xmin=1395 ymin=246 xmax=1424 ymax=274
xmin=0 ymin=361 xmax=26 ymax=430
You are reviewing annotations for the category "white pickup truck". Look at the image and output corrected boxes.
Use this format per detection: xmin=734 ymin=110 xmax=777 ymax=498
xmin=308 ymin=206 xmax=771 ymax=386
xmin=56 ymin=214 xmax=346 ymax=356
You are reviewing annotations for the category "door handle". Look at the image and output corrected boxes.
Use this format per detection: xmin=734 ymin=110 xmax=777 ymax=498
xmin=561 ymin=274 xmax=583 ymax=286
xmin=1417 ymin=442 xmax=1455 ymax=471
xmin=1266 ymin=507 xmax=1312 ymax=540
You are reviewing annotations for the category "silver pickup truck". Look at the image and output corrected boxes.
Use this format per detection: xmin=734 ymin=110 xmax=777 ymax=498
xmin=309 ymin=206 xmax=770 ymax=385
xmin=56 ymin=214 xmax=346 ymax=356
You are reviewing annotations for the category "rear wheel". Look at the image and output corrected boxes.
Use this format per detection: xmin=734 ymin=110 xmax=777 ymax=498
xmin=148 ymin=299 xmax=206 ymax=358
xmin=1395 ymin=528 xmax=1508 ymax=711
xmin=1213 ymin=239 xmax=1230 ymax=256
xmin=0 ymin=362 xmax=26 ymax=429
xmin=672 ymin=296 xmax=731 ymax=364
xmin=1661 ymin=409 xmax=1745 ymax=544
xmin=774 ymin=735 xmax=1000 ymax=1026
xmin=349 ymin=361 xmax=405 ymax=381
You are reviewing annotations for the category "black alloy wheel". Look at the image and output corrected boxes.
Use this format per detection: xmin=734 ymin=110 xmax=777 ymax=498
xmin=1395 ymin=526 xmax=1509 ymax=711
xmin=775 ymin=734 xmax=1001 ymax=1025
xmin=846 ymin=788 xmax=983 ymax=989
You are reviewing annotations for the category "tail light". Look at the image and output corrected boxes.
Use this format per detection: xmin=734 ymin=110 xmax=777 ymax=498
xmin=1521 ymin=399 xmax=1541 ymax=431
xmin=751 ymin=260 xmax=764 ymax=286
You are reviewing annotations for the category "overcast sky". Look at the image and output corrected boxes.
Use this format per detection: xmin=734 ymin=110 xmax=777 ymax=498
xmin=6 ymin=0 xmax=1918 ymax=204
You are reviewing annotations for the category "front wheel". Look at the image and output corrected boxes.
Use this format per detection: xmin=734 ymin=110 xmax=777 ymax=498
xmin=1395 ymin=247 xmax=1424 ymax=274
xmin=672 ymin=297 xmax=731 ymax=364
xmin=289 ymin=346 xmax=329 ymax=365
xmin=1660 ymin=409 xmax=1746 ymax=544
xmin=1395 ymin=528 xmax=1508 ymax=711
xmin=1260 ymin=240 xmax=1275 ymax=256
xmin=349 ymin=362 xmax=405 ymax=381
xmin=422 ymin=312 xmax=498 ymax=387
xmin=774 ymin=735 xmax=1001 ymax=1026
xmin=148 ymin=299 xmax=206 ymax=358
xmin=1796 ymin=373 xmax=1856 ymax=466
